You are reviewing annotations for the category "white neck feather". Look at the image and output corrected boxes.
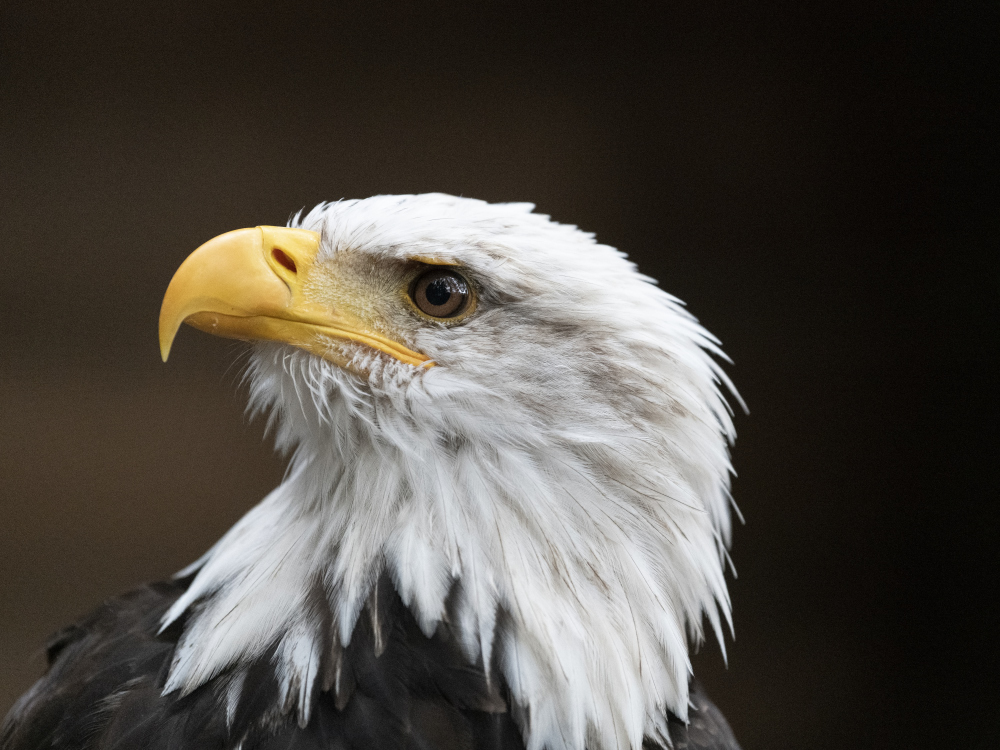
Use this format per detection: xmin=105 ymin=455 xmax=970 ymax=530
xmin=162 ymin=335 xmax=736 ymax=750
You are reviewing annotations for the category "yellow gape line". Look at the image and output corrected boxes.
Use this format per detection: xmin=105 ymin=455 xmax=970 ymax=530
xmin=159 ymin=226 xmax=432 ymax=368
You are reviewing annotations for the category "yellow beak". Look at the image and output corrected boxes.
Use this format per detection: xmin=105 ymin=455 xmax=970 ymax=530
xmin=159 ymin=226 xmax=431 ymax=368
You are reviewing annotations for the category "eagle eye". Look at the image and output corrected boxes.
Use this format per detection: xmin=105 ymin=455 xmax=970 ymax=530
xmin=411 ymin=269 xmax=470 ymax=319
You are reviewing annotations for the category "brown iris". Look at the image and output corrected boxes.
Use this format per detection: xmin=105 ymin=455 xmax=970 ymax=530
xmin=411 ymin=269 xmax=470 ymax=318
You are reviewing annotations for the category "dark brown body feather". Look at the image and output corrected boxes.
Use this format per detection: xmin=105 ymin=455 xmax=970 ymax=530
xmin=1 ymin=577 xmax=740 ymax=750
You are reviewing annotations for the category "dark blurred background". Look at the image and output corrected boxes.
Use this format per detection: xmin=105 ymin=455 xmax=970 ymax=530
xmin=0 ymin=1 xmax=995 ymax=748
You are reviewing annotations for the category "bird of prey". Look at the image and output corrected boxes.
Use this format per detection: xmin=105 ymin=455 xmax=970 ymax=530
xmin=2 ymin=194 xmax=743 ymax=750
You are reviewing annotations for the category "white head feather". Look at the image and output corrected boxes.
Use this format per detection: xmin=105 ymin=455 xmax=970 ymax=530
xmin=161 ymin=194 xmax=740 ymax=750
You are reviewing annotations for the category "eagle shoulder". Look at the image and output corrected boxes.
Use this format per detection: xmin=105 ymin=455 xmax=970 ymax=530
xmin=0 ymin=576 xmax=523 ymax=750
xmin=0 ymin=578 xmax=230 ymax=750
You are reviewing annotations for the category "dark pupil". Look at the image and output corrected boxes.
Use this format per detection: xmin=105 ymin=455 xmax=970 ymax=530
xmin=425 ymin=278 xmax=454 ymax=307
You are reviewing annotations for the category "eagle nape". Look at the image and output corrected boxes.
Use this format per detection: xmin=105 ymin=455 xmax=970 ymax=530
xmin=2 ymin=194 xmax=743 ymax=750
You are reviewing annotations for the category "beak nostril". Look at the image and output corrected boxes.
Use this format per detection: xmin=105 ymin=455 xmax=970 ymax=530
xmin=272 ymin=248 xmax=297 ymax=274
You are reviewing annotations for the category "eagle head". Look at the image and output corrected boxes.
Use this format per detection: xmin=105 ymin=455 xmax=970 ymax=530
xmin=157 ymin=194 xmax=739 ymax=750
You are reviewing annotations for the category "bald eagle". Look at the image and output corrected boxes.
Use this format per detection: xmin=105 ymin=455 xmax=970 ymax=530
xmin=2 ymin=195 xmax=743 ymax=750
